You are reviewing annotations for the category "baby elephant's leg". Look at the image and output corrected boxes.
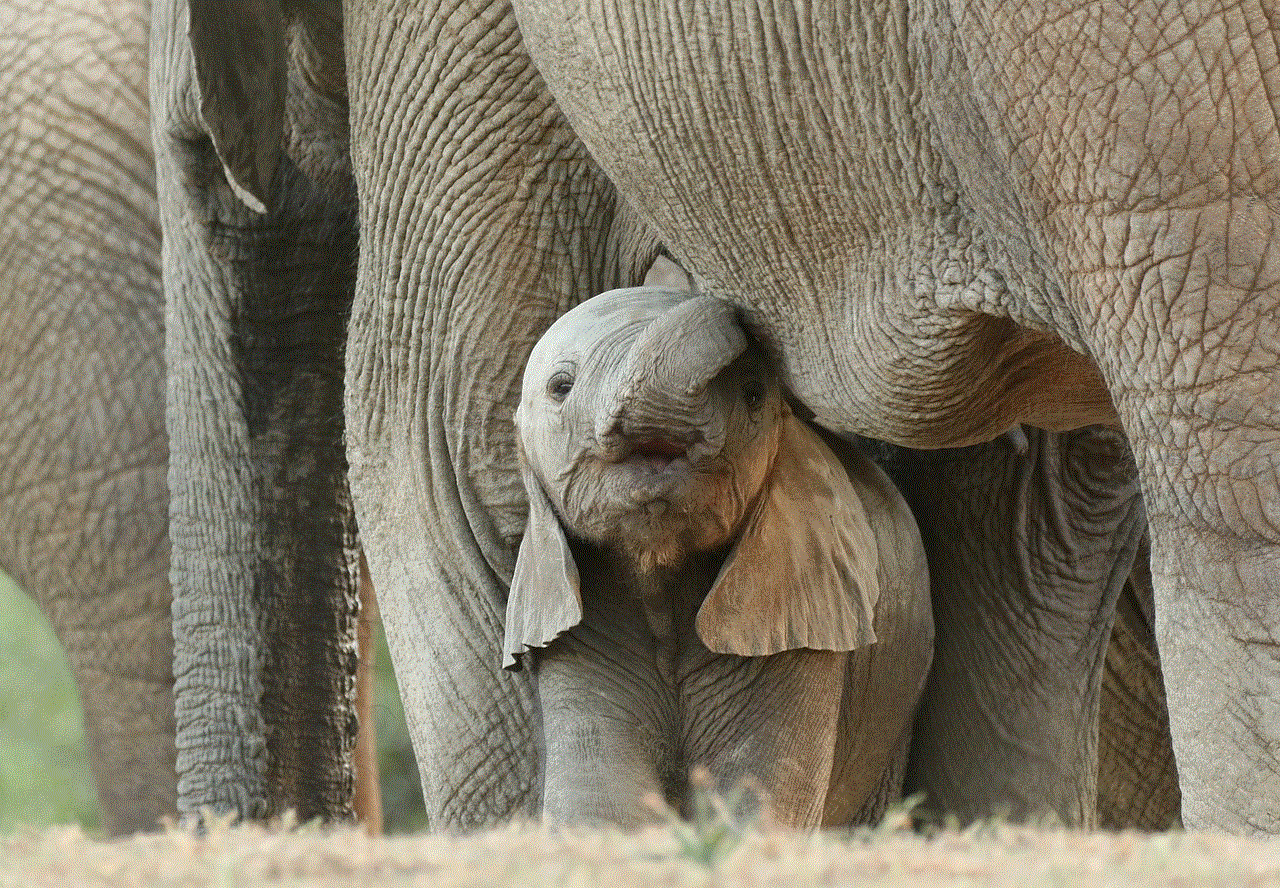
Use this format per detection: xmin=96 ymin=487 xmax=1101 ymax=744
xmin=681 ymin=649 xmax=847 ymax=828
xmin=535 ymin=625 xmax=676 ymax=827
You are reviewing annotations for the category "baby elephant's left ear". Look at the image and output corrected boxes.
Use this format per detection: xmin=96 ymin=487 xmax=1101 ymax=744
xmin=696 ymin=415 xmax=881 ymax=656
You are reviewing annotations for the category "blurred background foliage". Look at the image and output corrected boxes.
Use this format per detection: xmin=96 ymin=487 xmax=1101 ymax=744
xmin=0 ymin=572 xmax=426 ymax=834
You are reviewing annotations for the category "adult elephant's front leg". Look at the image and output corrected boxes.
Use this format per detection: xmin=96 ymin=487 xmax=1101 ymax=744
xmin=342 ymin=3 xmax=659 ymax=828
xmin=152 ymin=0 xmax=360 ymax=822
xmin=895 ymin=427 xmax=1145 ymax=826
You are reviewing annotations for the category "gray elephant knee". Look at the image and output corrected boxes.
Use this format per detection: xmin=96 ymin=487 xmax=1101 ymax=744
xmin=504 ymin=283 xmax=932 ymax=828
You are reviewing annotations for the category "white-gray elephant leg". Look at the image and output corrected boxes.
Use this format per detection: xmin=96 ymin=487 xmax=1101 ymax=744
xmin=343 ymin=1 xmax=662 ymax=828
xmin=1071 ymin=112 xmax=1280 ymax=839
xmin=1148 ymin=540 xmax=1280 ymax=833
xmin=1091 ymin=224 xmax=1280 ymax=832
xmin=55 ymin=574 xmax=174 ymax=835
xmin=940 ymin=0 xmax=1280 ymax=834
xmin=0 ymin=0 xmax=175 ymax=835
xmin=1119 ymin=384 xmax=1280 ymax=834
xmin=1124 ymin=378 xmax=1280 ymax=833
xmin=1 ymin=471 xmax=174 ymax=838
xmin=535 ymin=623 xmax=671 ymax=828
xmin=681 ymin=649 xmax=847 ymax=828
xmin=895 ymin=427 xmax=1144 ymax=827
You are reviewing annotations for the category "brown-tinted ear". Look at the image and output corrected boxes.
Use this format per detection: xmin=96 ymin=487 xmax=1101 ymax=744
xmin=503 ymin=461 xmax=582 ymax=670
xmin=696 ymin=414 xmax=880 ymax=656
xmin=188 ymin=0 xmax=287 ymax=213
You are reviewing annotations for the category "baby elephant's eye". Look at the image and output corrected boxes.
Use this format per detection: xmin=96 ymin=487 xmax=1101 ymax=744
xmin=548 ymin=372 xmax=574 ymax=402
xmin=743 ymin=382 xmax=764 ymax=411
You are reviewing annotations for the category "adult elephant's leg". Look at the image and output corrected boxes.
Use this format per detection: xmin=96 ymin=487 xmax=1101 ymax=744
xmin=344 ymin=2 xmax=660 ymax=828
xmin=151 ymin=0 xmax=360 ymax=822
xmin=941 ymin=0 xmax=1280 ymax=834
xmin=1096 ymin=265 xmax=1280 ymax=833
xmin=0 ymin=0 xmax=174 ymax=835
xmin=896 ymin=427 xmax=1144 ymax=827
xmin=37 ymin=573 xmax=173 ymax=836
xmin=1096 ymin=538 xmax=1181 ymax=830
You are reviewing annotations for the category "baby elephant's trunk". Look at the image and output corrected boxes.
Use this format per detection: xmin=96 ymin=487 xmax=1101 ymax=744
xmin=595 ymin=295 xmax=748 ymax=460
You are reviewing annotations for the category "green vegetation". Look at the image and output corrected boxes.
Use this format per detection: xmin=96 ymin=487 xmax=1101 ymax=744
xmin=370 ymin=626 xmax=427 ymax=833
xmin=0 ymin=575 xmax=99 ymax=832
xmin=0 ymin=573 xmax=425 ymax=834
xmin=646 ymin=767 xmax=757 ymax=869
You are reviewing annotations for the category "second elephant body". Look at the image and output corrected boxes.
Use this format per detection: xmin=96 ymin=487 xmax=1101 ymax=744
xmin=0 ymin=0 xmax=173 ymax=835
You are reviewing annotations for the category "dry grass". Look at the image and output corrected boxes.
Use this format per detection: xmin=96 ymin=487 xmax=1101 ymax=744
xmin=3 ymin=820 xmax=1279 ymax=888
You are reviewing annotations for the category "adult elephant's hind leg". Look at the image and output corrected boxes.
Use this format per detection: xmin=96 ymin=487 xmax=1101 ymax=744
xmin=1096 ymin=538 xmax=1181 ymax=830
xmin=896 ymin=427 xmax=1145 ymax=827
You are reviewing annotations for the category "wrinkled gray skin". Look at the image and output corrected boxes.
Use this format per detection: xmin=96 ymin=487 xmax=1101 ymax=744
xmin=882 ymin=429 xmax=1180 ymax=831
xmin=1097 ymin=536 xmax=1181 ymax=831
xmin=1 ymin=0 xmax=390 ymax=834
xmin=150 ymin=0 xmax=361 ymax=822
xmin=157 ymin=1 xmax=1261 ymax=832
xmin=0 ymin=0 xmax=174 ymax=835
xmin=887 ymin=429 xmax=1158 ymax=828
xmin=506 ymin=1 xmax=1280 ymax=834
xmin=507 ymin=285 xmax=932 ymax=827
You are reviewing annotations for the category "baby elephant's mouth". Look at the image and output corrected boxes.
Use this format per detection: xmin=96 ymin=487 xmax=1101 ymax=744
xmin=596 ymin=428 xmax=711 ymax=471
xmin=629 ymin=438 xmax=689 ymax=460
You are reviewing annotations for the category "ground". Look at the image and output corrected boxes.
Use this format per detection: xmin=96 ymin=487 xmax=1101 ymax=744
xmin=3 ymin=821 xmax=1279 ymax=888
xmin=10 ymin=577 xmax=1280 ymax=887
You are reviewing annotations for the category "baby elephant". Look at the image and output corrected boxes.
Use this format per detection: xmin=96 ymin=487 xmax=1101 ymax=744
xmin=506 ymin=280 xmax=933 ymax=828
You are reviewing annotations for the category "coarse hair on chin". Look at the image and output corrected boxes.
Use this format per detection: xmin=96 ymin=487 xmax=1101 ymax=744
xmin=630 ymin=537 xmax=687 ymax=575
xmin=609 ymin=517 xmax=690 ymax=576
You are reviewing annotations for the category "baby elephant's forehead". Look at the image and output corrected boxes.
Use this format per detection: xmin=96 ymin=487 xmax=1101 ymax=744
xmin=528 ymin=286 xmax=692 ymax=368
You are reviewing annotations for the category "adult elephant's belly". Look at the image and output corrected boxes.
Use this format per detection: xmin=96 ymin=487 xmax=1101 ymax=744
xmin=514 ymin=0 xmax=1116 ymax=446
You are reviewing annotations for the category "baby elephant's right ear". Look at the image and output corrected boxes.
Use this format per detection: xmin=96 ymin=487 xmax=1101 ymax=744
xmin=503 ymin=461 xmax=582 ymax=671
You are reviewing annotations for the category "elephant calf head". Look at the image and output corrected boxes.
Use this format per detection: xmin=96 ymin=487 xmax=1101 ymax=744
xmin=504 ymin=282 xmax=885 ymax=667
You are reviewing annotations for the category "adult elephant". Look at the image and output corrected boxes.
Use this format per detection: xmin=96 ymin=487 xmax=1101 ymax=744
xmin=0 ymin=0 xmax=173 ymax=836
xmin=1 ymin=0 xmax=387 ymax=835
xmin=505 ymin=1 xmax=1276 ymax=834
xmin=157 ymin=1 xmax=1268 ymax=832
